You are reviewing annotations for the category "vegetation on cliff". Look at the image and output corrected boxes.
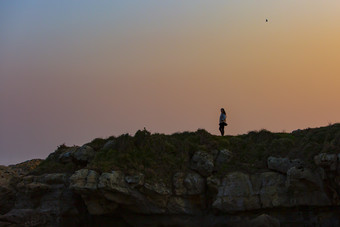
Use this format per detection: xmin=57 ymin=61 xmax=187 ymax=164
xmin=32 ymin=124 xmax=340 ymax=182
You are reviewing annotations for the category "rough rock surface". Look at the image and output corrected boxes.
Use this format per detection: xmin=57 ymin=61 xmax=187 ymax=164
xmin=267 ymin=156 xmax=303 ymax=173
xmin=173 ymin=172 xmax=205 ymax=195
xmin=2 ymin=132 xmax=340 ymax=226
xmin=73 ymin=145 xmax=95 ymax=163
xmin=190 ymin=151 xmax=214 ymax=177
xmin=103 ymin=139 xmax=115 ymax=150
xmin=314 ymin=153 xmax=338 ymax=171
xmin=214 ymin=149 xmax=232 ymax=169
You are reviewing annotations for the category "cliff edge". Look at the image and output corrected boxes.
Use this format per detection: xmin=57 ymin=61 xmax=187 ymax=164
xmin=1 ymin=124 xmax=340 ymax=226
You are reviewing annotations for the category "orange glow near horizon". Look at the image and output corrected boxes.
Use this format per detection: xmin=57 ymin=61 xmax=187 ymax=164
xmin=1 ymin=1 xmax=340 ymax=165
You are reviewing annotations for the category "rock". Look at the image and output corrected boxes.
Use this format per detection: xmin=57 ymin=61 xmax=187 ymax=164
xmin=286 ymin=167 xmax=323 ymax=190
xmin=173 ymin=172 xmax=205 ymax=196
xmin=0 ymin=209 xmax=47 ymax=226
xmin=286 ymin=167 xmax=331 ymax=206
xmin=70 ymin=169 xmax=99 ymax=191
xmin=215 ymin=149 xmax=232 ymax=169
xmin=190 ymin=151 xmax=214 ymax=177
xmin=314 ymin=153 xmax=338 ymax=171
xmin=70 ymin=169 xmax=89 ymax=190
xmin=0 ymin=179 xmax=79 ymax=226
xmin=173 ymin=172 xmax=187 ymax=195
xmin=21 ymin=182 xmax=51 ymax=194
xmin=72 ymin=145 xmax=95 ymax=163
xmin=251 ymin=172 xmax=288 ymax=208
xmin=98 ymin=171 xmax=129 ymax=194
xmin=38 ymin=173 xmax=68 ymax=185
xmin=58 ymin=147 xmax=78 ymax=163
xmin=82 ymin=196 xmax=118 ymax=215
xmin=85 ymin=170 xmax=99 ymax=190
xmin=139 ymin=182 xmax=172 ymax=211
xmin=212 ymin=172 xmax=260 ymax=212
xmin=267 ymin=156 xmax=303 ymax=174
xmin=143 ymin=182 xmax=171 ymax=196
xmin=125 ymin=173 xmax=144 ymax=188
xmin=183 ymin=172 xmax=205 ymax=195
xmin=207 ymin=176 xmax=220 ymax=195
xmin=250 ymin=214 xmax=280 ymax=227
xmin=167 ymin=197 xmax=201 ymax=215
xmin=97 ymin=171 xmax=141 ymax=208
xmin=103 ymin=140 xmax=115 ymax=150
xmin=0 ymin=166 xmax=18 ymax=215
xmin=8 ymin=159 xmax=43 ymax=176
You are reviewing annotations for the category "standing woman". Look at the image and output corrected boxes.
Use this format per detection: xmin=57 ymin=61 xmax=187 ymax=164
xmin=219 ymin=108 xmax=227 ymax=136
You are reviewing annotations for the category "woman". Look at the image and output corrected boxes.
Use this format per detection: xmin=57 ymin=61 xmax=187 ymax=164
xmin=219 ymin=108 xmax=227 ymax=136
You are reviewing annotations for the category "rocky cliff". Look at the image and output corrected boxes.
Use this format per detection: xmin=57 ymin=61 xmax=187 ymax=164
xmin=1 ymin=124 xmax=340 ymax=226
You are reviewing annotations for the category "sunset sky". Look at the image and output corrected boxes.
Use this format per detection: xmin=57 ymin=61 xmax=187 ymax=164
xmin=1 ymin=1 xmax=340 ymax=165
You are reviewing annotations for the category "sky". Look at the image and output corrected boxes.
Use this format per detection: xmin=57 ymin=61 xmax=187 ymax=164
xmin=1 ymin=1 xmax=340 ymax=165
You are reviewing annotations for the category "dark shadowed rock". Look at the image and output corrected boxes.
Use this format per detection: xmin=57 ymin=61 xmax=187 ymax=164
xmin=250 ymin=214 xmax=280 ymax=227
xmin=190 ymin=151 xmax=214 ymax=177
xmin=125 ymin=173 xmax=144 ymax=188
xmin=184 ymin=172 xmax=205 ymax=195
xmin=314 ymin=153 xmax=338 ymax=171
xmin=215 ymin=149 xmax=232 ymax=169
xmin=212 ymin=172 xmax=260 ymax=212
xmin=286 ymin=167 xmax=331 ymax=206
xmin=72 ymin=145 xmax=95 ymax=163
xmin=251 ymin=172 xmax=288 ymax=208
xmin=267 ymin=156 xmax=303 ymax=174
xmin=70 ymin=169 xmax=99 ymax=191
xmin=103 ymin=140 xmax=115 ymax=150
xmin=173 ymin=172 xmax=205 ymax=196
xmin=58 ymin=146 xmax=78 ymax=163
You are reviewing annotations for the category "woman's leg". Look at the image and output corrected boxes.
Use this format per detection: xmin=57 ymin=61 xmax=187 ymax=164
xmin=219 ymin=124 xmax=224 ymax=136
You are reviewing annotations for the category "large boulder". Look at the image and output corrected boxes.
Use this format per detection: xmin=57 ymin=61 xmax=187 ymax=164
xmin=190 ymin=151 xmax=214 ymax=177
xmin=58 ymin=146 xmax=78 ymax=163
xmin=98 ymin=171 xmax=130 ymax=194
xmin=251 ymin=172 xmax=288 ymax=208
xmin=103 ymin=140 xmax=115 ymax=150
xmin=314 ymin=153 xmax=338 ymax=171
xmin=173 ymin=172 xmax=205 ymax=196
xmin=214 ymin=149 xmax=232 ymax=169
xmin=184 ymin=172 xmax=205 ymax=195
xmin=212 ymin=172 xmax=260 ymax=212
xmin=70 ymin=169 xmax=99 ymax=191
xmin=286 ymin=167 xmax=331 ymax=206
xmin=72 ymin=145 xmax=95 ymax=163
xmin=267 ymin=156 xmax=303 ymax=174
xmin=125 ymin=173 xmax=145 ymax=188
xmin=286 ymin=167 xmax=323 ymax=190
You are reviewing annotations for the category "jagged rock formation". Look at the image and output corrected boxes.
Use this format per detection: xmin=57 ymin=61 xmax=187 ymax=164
xmin=1 ymin=125 xmax=340 ymax=226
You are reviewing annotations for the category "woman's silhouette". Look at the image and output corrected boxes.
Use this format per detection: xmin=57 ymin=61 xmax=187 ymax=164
xmin=219 ymin=108 xmax=227 ymax=136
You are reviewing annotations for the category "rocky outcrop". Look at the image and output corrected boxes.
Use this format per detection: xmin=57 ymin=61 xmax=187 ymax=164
xmin=2 ymin=126 xmax=340 ymax=226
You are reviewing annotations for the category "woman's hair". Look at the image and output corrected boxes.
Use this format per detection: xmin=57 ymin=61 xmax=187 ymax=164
xmin=221 ymin=108 xmax=226 ymax=114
